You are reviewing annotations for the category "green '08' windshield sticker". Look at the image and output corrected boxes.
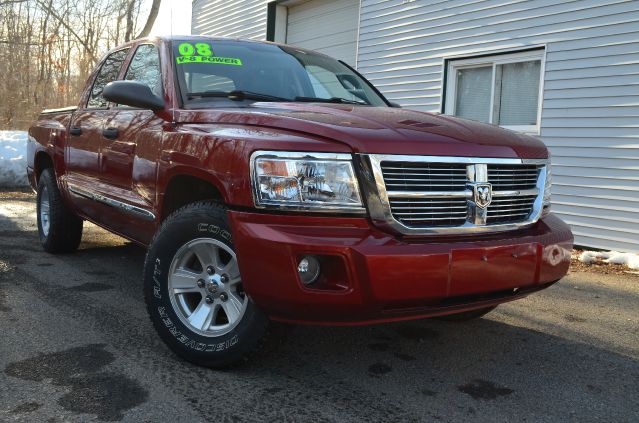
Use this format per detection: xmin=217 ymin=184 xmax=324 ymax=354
xmin=176 ymin=42 xmax=242 ymax=66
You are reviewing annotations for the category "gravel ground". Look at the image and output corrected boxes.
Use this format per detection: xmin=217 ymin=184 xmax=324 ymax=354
xmin=0 ymin=192 xmax=638 ymax=422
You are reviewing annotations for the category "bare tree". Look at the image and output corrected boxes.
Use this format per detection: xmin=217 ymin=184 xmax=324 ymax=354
xmin=0 ymin=0 xmax=162 ymax=129
xmin=135 ymin=0 xmax=160 ymax=39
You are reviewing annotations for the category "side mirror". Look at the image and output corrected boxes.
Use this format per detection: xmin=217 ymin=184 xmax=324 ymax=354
xmin=389 ymin=101 xmax=401 ymax=108
xmin=103 ymin=81 xmax=164 ymax=111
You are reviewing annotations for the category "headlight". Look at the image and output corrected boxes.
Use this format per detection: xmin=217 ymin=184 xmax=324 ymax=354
xmin=542 ymin=156 xmax=552 ymax=216
xmin=251 ymin=151 xmax=364 ymax=213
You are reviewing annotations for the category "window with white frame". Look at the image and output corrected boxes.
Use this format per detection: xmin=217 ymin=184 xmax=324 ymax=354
xmin=444 ymin=50 xmax=545 ymax=134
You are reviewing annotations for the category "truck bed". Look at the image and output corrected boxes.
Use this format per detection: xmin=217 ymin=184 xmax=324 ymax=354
xmin=27 ymin=107 xmax=77 ymax=188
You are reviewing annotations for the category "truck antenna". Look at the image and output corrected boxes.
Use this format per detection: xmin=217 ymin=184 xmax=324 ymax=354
xmin=171 ymin=3 xmax=176 ymax=125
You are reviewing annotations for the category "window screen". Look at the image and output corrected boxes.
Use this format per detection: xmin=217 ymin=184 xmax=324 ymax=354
xmin=87 ymin=49 xmax=129 ymax=108
xmin=493 ymin=60 xmax=541 ymax=125
xmin=454 ymin=66 xmax=492 ymax=123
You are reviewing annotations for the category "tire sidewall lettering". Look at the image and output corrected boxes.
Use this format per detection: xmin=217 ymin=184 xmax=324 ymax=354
xmin=153 ymin=258 xmax=162 ymax=299
xmin=149 ymin=217 xmax=242 ymax=354
xmin=197 ymin=223 xmax=231 ymax=242
xmin=157 ymin=305 xmax=239 ymax=352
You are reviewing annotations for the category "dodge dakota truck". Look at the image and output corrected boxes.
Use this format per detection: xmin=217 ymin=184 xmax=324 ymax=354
xmin=28 ymin=36 xmax=573 ymax=368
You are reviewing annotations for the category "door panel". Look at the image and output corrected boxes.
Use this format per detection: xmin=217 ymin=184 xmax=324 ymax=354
xmin=94 ymin=110 xmax=163 ymax=243
xmin=65 ymin=48 xmax=129 ymax=219
xmin=66 ymin=110 xmax=106 ymax=183
xmin=65 ymin=109 xmax=110 ymax=217
xmin=93 ymin=43 xmax=164 ymax=242
xmin=101 ymin=109 xmax=161 ymax=200
xmin=100 ymin=43 xmax=162 ymax=199
xmin=100 ymin=110 xmax=140 ymax=190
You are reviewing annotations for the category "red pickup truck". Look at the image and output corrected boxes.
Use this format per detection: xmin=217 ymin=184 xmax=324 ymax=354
xmin=28 ymin=36 xmax=572 ymax=368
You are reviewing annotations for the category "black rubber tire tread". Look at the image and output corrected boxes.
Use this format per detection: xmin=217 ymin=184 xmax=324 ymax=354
xmin=433 ymin=306 xmax=497 ymax=322
xmin=143 ymin=200 xmax=269 ymax=369
xmin=36 ymin=168 xmax=83 ymax=254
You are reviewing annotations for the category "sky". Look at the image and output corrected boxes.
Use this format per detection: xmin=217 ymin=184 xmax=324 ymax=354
xmin=149 ymin=0 xmax=192 ymax=36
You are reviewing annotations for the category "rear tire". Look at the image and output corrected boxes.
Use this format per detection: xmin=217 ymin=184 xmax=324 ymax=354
xmin=143 ymin=201 xmax=268 ymax=368
xmin=36 ymin=168 xmax=83 ymax=253
xmin=433 ymin=306 xmax=497 ymax=322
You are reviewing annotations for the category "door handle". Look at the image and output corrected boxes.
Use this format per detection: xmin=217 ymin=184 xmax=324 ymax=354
xmin=69 ymin=127 xmax=82 ymax=136
xmin=102 ymin=127 xmax=119 ymax=140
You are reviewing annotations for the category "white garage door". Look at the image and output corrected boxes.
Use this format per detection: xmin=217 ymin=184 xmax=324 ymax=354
xmin=286 ymin=0 xmax=360 ymax=66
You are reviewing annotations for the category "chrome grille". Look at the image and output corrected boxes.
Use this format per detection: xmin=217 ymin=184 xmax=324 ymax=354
xmin=365 ymin=154 xmax=548 ymax=235
xmin=389 ymin=198 xmax=468 ymax=227
xmin=488 ymin=165 xmax=540 ymax=191
xmin=487 ymin=195 xmax=537 ymax=224
xmin=381 ymin=162 xmax=467 ymax=191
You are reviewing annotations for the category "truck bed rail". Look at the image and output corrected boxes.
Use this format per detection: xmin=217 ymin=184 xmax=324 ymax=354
xmin=40 ymin=106 xmax=77 ymax=115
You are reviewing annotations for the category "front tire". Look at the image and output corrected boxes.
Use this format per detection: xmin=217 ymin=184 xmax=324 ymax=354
xmin=36 ymin=168 xmax=83 ymax=253
xmin=143 ymin=201 xmax=268 ymax=368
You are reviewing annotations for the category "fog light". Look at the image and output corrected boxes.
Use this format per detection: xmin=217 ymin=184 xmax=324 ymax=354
xmin=298 ymin=256 xmax=321 ymax=285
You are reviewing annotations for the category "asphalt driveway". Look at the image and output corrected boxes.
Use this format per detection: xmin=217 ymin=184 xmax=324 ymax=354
xmin=0 ymin=191 xmax=637 ymax=422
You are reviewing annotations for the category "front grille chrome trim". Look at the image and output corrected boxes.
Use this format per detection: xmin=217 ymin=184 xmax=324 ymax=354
xmin=387 ymin=190 xmax=472 ymax=198
xmin=358 ymin=154 xmax=548 ymax=236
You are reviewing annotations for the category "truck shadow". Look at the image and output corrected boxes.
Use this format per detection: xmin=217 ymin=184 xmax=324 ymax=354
xmin=236 ymin=311 xmax=637 ymax=420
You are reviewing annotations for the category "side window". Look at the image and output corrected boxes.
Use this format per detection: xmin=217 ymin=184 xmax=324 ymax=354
xmin=87 ymin=49 xmax=129 ymax=108
xmin=125 ymin=44 xmax=162 ymax=98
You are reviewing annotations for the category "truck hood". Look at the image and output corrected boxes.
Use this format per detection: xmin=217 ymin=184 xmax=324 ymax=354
xmin=176 ymin=103 xmax=547 ymax=159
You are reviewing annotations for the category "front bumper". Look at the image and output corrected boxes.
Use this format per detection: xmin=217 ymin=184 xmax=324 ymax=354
xmin=229 ymin=212 xmax=573 ymax=325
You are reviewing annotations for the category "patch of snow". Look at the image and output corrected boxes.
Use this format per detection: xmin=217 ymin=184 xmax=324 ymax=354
xmin=0 ymin=131 xmax=29 ymax=188
xmin=579 ymin=250 xmax=639 ymax=270
xmin=578 ymin=251 xmax=600 ymax=264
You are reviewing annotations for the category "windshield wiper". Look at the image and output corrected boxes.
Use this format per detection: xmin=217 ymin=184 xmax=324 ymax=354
xmin=294 ymin=96 xmax=368 ymax=105
xmin=186 ymin=90 xmax=290 ymax=102
xmin=186 ymin=91 xmax=368 ymax=105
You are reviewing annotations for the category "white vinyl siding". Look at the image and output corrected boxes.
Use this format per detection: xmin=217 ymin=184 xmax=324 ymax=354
xmin=286 ymin=0 xmax=360 ymax=65
xmin=358 ymin=0 xmax=639 ymax=253
xmin=192 ymin=0 xmax=268 ymax=40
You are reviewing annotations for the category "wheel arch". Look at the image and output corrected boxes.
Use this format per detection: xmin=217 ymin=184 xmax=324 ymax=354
xmin=160 ymin=168 xmax=226 ymax=221
xmin=34 ymin=151 xmax=54 ymax=182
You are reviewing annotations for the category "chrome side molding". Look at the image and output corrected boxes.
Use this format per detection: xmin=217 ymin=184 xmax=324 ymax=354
xmin=68 ymin=185 xmax=156 ymax=221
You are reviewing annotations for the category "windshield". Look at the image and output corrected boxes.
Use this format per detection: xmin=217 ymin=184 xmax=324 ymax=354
xmin=172 ymin=39 xmax=389 ymax=108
